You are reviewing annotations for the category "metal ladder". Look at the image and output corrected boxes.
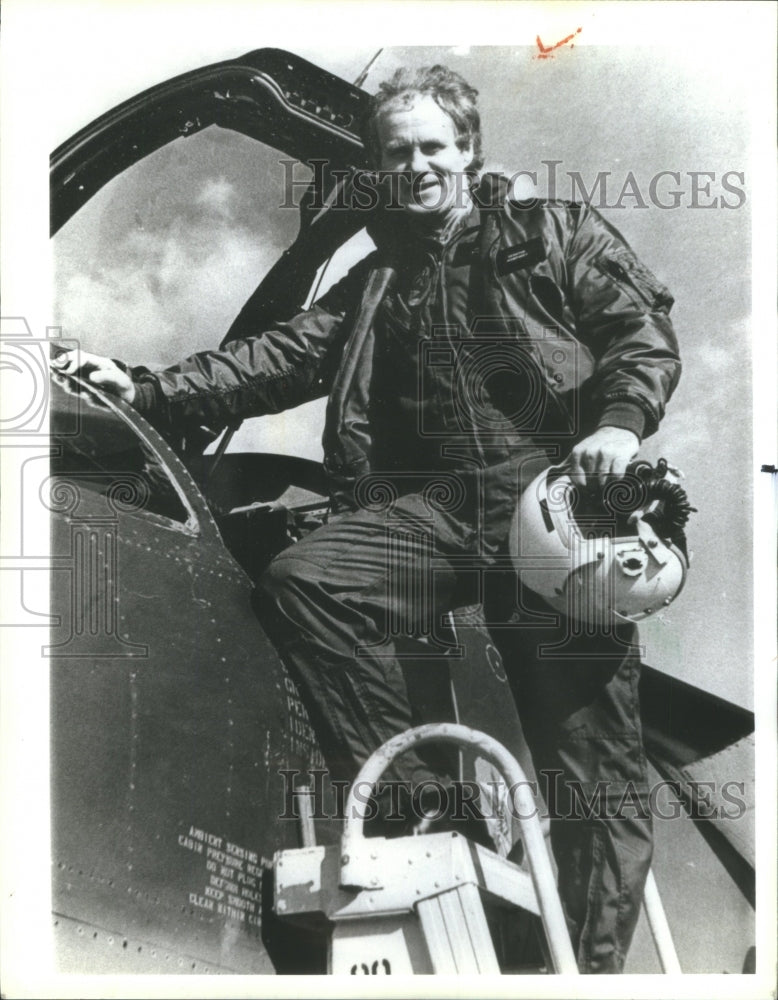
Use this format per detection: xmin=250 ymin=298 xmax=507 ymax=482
xmin=274 ymin=722 xmax=681 ymax=974
xmin=275 ymin=722 xmax=577 ymax=973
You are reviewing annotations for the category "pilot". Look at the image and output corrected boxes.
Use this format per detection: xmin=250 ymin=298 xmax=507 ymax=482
xmin=53 ymin=64 xmax=681 ymax=974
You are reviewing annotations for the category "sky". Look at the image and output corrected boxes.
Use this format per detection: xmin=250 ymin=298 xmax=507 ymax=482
xmin=48 ymin=32 xmax=761 ymax=709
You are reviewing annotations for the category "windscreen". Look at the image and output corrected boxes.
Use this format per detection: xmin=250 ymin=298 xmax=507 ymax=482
xmin=52 ymin=128 xmax=344 ymax=461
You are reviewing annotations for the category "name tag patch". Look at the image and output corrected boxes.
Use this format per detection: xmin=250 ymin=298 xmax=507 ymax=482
xmin=496 ymin=237 xmax=546 ymax=276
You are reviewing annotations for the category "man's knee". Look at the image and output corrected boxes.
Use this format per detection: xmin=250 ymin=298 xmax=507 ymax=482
xmin=257 ymin=549 xmax=320 ymax=615
xmin=258 ymin=550 xmax=292 ymax=599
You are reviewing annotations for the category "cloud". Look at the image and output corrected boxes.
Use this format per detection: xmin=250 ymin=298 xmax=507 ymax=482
xmin=196 ymin=176 xmax=236 ymax=219
xmin=55 ymin=178 xmax=279 ymax=366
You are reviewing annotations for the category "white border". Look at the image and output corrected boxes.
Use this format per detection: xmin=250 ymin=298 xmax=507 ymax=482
xmin=2 ymin=2 xmax=776 ymax=998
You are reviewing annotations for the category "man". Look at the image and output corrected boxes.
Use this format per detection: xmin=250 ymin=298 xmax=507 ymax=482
xmin=53 ymin=64 xmax=681 ymax=973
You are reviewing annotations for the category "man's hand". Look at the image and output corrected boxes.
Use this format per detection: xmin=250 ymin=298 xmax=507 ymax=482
xmin=566 ymin=426 xmax=639 ymax=488
xmin=50 ymin=350 xmax=136 ymax=405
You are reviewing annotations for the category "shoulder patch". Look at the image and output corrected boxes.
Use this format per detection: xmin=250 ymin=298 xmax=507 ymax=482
xmin=597 ymin=246 xmax=674 ymax=311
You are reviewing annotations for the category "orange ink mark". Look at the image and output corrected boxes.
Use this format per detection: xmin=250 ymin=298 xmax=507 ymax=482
xmin=535 ymin=26 xmax=582 ymax=59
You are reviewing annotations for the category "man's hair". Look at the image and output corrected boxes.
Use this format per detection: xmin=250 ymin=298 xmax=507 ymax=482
xmin=362 ymin=65 xmax=484 ymax=172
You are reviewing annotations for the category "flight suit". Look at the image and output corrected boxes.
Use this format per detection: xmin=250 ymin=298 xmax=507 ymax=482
xmin=131 ymin=178 xmax=680 ymax=971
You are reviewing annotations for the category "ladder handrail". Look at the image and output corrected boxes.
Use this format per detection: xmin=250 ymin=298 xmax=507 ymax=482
xmin=339 ymin=722 xmax=579 ymax=975
xmin=643 ymin=869 xmax=682 ymax=973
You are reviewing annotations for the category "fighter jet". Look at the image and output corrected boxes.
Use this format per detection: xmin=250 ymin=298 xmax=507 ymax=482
xmin=48 ymin=47 xmax=755 ymax=976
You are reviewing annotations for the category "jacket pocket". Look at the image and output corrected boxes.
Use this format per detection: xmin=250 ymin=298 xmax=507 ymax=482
xmin=529 ymin=273 xmax=566 ymax=323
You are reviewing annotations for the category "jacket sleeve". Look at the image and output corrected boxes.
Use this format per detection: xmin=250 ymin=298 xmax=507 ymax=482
xmin=565 ymin=203 xmax=681 ymax=440
xmin=130 ymin=254 xmax=376 ymax=431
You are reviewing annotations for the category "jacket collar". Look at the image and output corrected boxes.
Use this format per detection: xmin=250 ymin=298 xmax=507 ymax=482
xmin=367 ymin=188 xmax=482 ymax=261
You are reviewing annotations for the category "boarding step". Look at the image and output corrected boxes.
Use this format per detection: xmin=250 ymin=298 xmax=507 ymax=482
xmin=273 ymin=722 xmax=578 ymax=974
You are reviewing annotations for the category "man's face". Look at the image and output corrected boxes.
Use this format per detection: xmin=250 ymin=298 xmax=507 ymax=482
xmin=376 ymin=93 xmax=474 ymax=220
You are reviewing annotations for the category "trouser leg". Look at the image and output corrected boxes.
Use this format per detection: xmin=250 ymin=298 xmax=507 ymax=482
xmin=255 ymin=495 xmax=469 ymax=793
xmin=502 ymin=593 xmax=653 ymax=974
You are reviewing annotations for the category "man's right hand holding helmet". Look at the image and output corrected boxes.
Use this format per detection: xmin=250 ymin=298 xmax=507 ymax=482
xmin=50 ymin=350 xmax=136 ymax=405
